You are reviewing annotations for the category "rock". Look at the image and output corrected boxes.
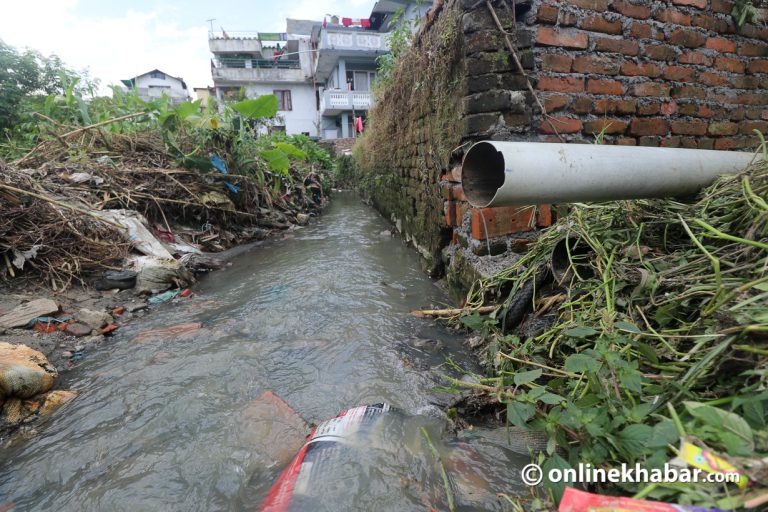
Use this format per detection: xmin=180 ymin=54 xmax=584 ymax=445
xmin=296 ymin=213 xmax=310 ymax=226
xmin=126 ymin=303 xmax=149 ymax=313
xmin=65 ymin=322 xmax=92 ymax=337
xmin=0 ymin=299 xmax=59 ymax=329
xmin=0 ymin=343 xmax=57 ymax=399
xmin=0 ymin=390 xmax=76 ymax=427
xmin=77 ymin=309 xmax=113 ymax=330
xmin=61 ymin=351 xmax=73 ymax=359
xmin=111 ymin=306 xmax=126 ymax=316
xmin=379 ymin=230 xmax=392 ymax=237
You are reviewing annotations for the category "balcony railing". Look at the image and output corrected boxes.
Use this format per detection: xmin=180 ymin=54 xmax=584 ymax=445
xmin=319 ymin=29 xmax=388 ymax=52
xmin=321 ymin=90 xmax=374 ymax=113
xmin=216 ymin=58 xmax=300 ymax=69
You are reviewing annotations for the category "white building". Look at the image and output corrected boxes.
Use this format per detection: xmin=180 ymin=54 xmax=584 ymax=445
xmin=207 ymin=2 xmax=429 ymax=139
xmin=208 ymin=20 xmax=318 ymax=136
xmin=120 ymin=69 xmax=191 ymax=104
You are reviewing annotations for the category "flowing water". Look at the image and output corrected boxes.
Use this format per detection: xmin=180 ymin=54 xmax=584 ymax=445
xmin=0 ymin=193 xmax=528 ymax=511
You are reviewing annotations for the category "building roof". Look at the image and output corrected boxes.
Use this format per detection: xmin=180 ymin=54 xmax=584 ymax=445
xmin=121 ymin=69 xmax=189 ymax=90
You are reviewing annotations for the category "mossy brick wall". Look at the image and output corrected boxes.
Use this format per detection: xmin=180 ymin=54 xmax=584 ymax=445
xmin=357 ymin=0 xmax=767 ymax=277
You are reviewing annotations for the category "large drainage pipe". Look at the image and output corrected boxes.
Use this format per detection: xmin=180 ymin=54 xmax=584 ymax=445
xmin=461 ymin=141 xmax=759 ymax=207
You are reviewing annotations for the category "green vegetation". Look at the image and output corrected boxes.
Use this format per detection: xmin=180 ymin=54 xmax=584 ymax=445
xmin=448 ymin=148 xmax=768 ymax=509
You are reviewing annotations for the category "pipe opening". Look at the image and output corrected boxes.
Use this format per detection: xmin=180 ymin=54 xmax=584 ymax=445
xmin=461 ymin=142 xmax=506 ymax=207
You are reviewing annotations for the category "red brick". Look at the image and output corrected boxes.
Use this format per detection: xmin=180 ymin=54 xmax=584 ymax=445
xmin=594 ymin=98 xmax=637 ymax=114
xmin=584 ymin=119 xmax=628 ymax=135
xmin=679 ymin=51 xmax=713 ymax=65
xmin=711 ymin=0 xmax=734 ymax=13
xmin=629 ymin=118 xmax=670 ymax=136
xmin=740 ymin=25 xmax=768 ymax=42
xmin=748 ymin=60 xmax=768 ymax=73
xmin=672 ymin=85 xmax=707 ymax=99
xmin=573 ymin=55 xmax=620 ymax=74
xmin=444 ymin=201 xmax=458 ymax=227
xmin=668 ymin=28 xmax=706 ymax=48
xmin=616 ymin=137 xmax=638 ymax=145
xmin=537 ymin=4 xmax=561 ymax=24
xmin=537 ymin=205 xmax=553 ymax=228
xmin=594 ymin=37 xmax=640 ymax=55
xmin=714 ymin=138 xmax=740 ymax=150
xmin=612 ymin=0 xmax=652 ymax=19
xmin=543 ymin=94 xmax=570 ymax=112
xmin=692 ymin=14 xmax=729 ymax=33
xmin=621 ymin=61 xmax=661 ymax=77
xmin=708 ymin=121 xmax=739 ymax=136
xmin=645 ymin=44 xmax=678 ymax=61
xmin=698 ymin=71 xmax=729 ymax=86
xmin=714 ymin=56 xmax=746 ymax=73
xmin=740 ymin=120 xmax=768 ymax=135
xmin=638 ymin=102 xmax=661 ymax=115
xmin=572 ymin=96 xmax=593 ymax=113
xmin=705 ymin=37 xmax=737 ymax=53
xmin=630 ymin=22 xmax=664 ymax=40
xmin=639 ymin=136 xmax=661 ymax=147
xmin=733 ymin=92 xmax=768 ymax=105
xmin=673 ymin=0 xmax=707 ymax=8
xmin=540 ymin=117 xmax=583 ymax=134
xmin=663 ymin=65 xmax=696 ymax=81
xmin=655 ymin=10 xmax=692 ymax=25
xmin=740 ymin=42 xmax=768 ymax=57
xmin=541 ymin=53 xmax=573 ymax=72
xmin=537 ymin=75 xmax=585 ymax=92
xmin=661 ymin=101 xmax=678 ymax=115
xmin=537 ymin=27 xmax=589 ymax=49
xmin=670 ymin=119 xmax=708 ymax=135
xmin=563 ymin=0 xmax=611 ymax=10
xmin=587 ymin=79 xmax=624 ymax=94
xmin=581 ymin=15 xmax=623 ymax=35
xmin=731 ymin=75 xmax=762 ymax=89
xmin=470 ymin=206 xmax=535 ymax=240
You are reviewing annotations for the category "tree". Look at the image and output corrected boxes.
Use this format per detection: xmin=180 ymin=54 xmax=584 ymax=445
xmin=0 ymin=39 xmax=95 ymax=132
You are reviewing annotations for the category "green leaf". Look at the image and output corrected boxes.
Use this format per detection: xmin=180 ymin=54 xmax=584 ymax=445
xmin=230 ymin=94 xmax=278 ymax=119
xmin=563 ymin=326 xmax=598 ymax=338
xmin=173 ymin=99 xmax=201 ymax=119
xmin=618 ymin=424 xmax=653 ymax=454
xmin=542 ymin=454 xmax=571 ymax=504
xmin=260 ymin=148 xmax=290 ymax=173
xmin=619 ymin=368 xmax=643 ymax=393
xmin=275 ymin=141 xmax=306 ymax=160
xmin=564 ymin=353 xmax=601 ymax=373
xmin=647 ymin=419 xmax=679 ymax=448
xmin=506 ymin=401 xmax=535 ymax=427
xmin=460 ymin=313 xmax=486 ymax=331
xmin=615 ymin=321 xmax=641 ymax=333
xmin=684 ymin=402 xmax=754 ymax=446
xmin=539 ymin=393 xmax=564 ymax=405
xmin=629 ymin=339 xmax=659 ymax=364
xmin=514 ymin=369 xmax=543 ymax=386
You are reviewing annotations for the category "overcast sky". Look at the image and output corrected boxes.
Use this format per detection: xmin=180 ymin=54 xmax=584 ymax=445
xmin=1 ymin=0 xmax=375 ymax=93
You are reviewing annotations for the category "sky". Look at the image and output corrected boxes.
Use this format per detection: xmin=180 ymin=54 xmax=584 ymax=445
xmin=1 ymin=0 xmax=375 ymax=94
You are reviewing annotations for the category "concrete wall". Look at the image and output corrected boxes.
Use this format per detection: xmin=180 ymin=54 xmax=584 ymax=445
xmin=356 ymin=0 xmax=767 ymax=284
xmin=245 ymin=83 xmax=318 ymax=136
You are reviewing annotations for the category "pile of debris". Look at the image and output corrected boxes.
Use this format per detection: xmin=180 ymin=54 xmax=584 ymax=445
xmin=0 ymin=128 xmax=330 ymax=291
xmin=450 ymin=156 xmax=768 ymax=509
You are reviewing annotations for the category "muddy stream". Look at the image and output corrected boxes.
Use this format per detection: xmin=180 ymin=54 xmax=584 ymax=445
xmin=0 ymin=193 xmax=528 ymax=511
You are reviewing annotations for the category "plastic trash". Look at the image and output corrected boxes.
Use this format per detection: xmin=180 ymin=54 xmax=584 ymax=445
xmin=558 ymin=487 xmax=726 ymax=512
xmin=96 ymin=210 xmax=174 ymax=260
xmin=210 ymin=154 xmax=240 ymax=193
xmin=147 ymin=289 xmax=181 ymax=305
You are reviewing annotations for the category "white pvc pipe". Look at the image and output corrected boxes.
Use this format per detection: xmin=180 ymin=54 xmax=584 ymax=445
xmin=461 ymin=141 xmax=759 ymax=207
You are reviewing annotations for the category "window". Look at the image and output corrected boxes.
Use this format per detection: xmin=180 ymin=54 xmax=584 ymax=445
xmin=149 ymin=71 xmax=166 ymax=79
xmin=345 ymin=70 xmax=376 ymax=92
xmin=274 ymin=90 xmax=292 ymax=111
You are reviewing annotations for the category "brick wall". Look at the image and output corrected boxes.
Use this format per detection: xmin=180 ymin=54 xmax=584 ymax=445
xmin=357 ymin=0 xmax=766 ymax=282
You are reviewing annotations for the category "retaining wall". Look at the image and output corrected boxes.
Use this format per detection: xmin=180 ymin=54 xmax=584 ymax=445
xmin=356 ymin=0 xmax=767 ymax=286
